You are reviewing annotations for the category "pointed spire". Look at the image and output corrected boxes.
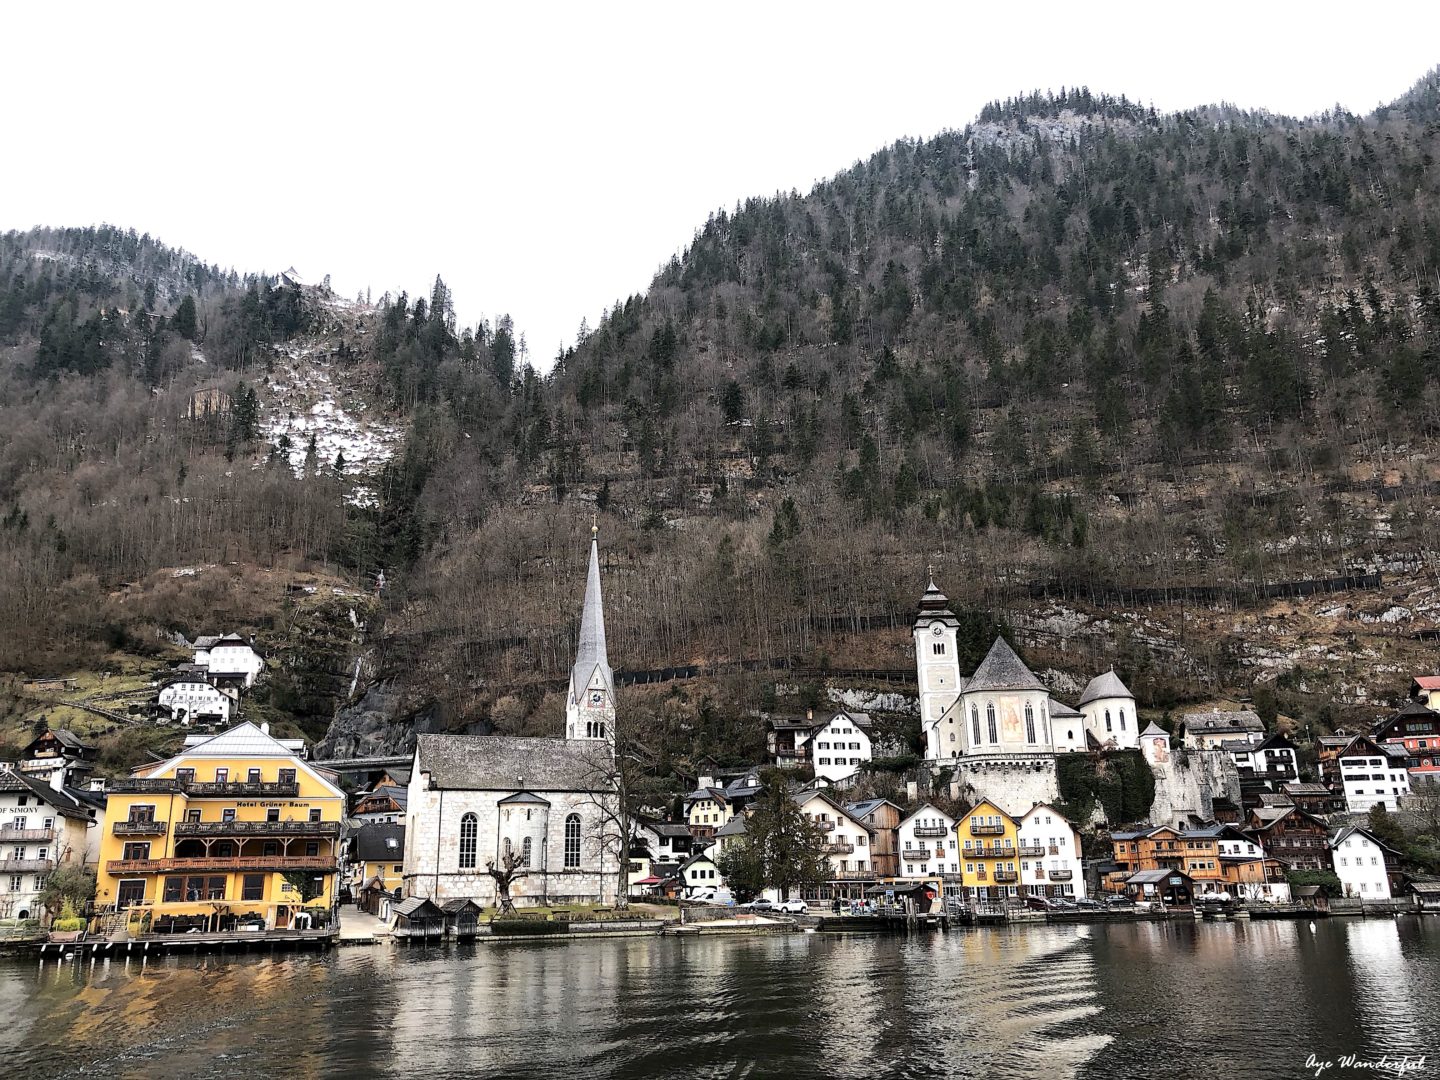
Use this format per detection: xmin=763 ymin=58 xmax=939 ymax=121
xmin=572 ymin=527 xmax=612 ymax=702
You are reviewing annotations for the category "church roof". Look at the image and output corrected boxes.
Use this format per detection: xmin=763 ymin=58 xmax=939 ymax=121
xmin=570 ymin=532 xmax=613 ymax=704
xmin=1049 ymin=700 xmax=1083 ymax=719
xmin=497 ymin=791 xmax=551 ymax=806
xmin=414 ymin=733 xmax=612 ymax=793
xmin=1077 ymin=669 xmax=1134 ymax=706
xmin=1140 ymin=722 xmax=1167 ymax=737
xmin=966 ymin=636 xmax=1046 ymax=693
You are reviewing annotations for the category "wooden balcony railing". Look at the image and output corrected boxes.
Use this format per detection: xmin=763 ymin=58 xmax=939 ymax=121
xmin=970 ymin=823 xmax=1005 ymax=836
xmin=815 ymin=820 xmax=835 ymax=832
xmin=902 ymin=849 xmax=935 ymax=861
xmin=823 ymin=841 xmax=855 ymax=855
xmin=831 ymin=870 xmax=876 ymax=881
xmin=113 ymin=820 xmax=168 ymax=837
xmin=969 ymin=846 xmax=1013 ymax=859
xmin=175 ymin=820 xmax=339 ymax=838
xmin=1018 ymin=844 xmax=1045 ymax=857
xmin=185 ymin=781 xmax=300 ymax=798
xmin=1049 ymin=869 xmax=1073 ymax=881
xmin=106 ymin=855 xmax=337 ymax=874
xmin=993 ymin=871 xmax=1019 ymax=883
xmin=0 ymin=827 xmax=56 ymax=843
xmin=912 ymin=825 xmax=949 ymax=838
xmin=0 ymin=858 xmax=57 ymax=873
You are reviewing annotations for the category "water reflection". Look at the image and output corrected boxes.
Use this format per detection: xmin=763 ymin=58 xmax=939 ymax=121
xmin=1 ymin=918 xmax=1438 ymax=1079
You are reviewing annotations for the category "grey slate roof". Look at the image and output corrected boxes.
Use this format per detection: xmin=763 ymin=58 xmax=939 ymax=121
xmin=714 ymin=815 xmax=748 ymax=838
xmin=1128 ymin=868 xmax=1189 ymax=884
xmin=352 ymin=822 xmax=405 ymax=862
xmin=845 ymin=798 xmax=890 ymax=819
xmin=1050 ymin=700 xmax=1083 ymax=719
xmin=1182 ymin=710 xmax=1264 ymax=734
xmin=0 ymin=770 xmax=99 ymax=819
xmin=414 ymin=733 xmax=613 ymax=792
xmin=570 ymin=534 xmax=613 ymax=703
xmin=966 ymin=637 xmax=1046 ymax=693
xmin=393 ymin=896 xmax=443 ymax=918
xmin=1140 ymin=721 xmax=1168 ymax=737
xmin=497 ymin=791 xmax=551 ymax=805
xmin=1077 ymin=669 xmax=1134 ymax=707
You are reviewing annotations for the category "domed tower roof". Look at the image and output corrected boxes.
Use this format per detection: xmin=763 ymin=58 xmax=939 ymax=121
xmin=915 ymin=569 xmax=960 ymax=627
xmin=1077 ymin=668 xmax=1135 ymax=707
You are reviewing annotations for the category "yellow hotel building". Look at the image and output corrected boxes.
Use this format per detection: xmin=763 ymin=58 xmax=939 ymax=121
xmin=956 ymin=799 xmax=1021 ymax=902
xmin=96 ymin=722 xmax=344 ymax=934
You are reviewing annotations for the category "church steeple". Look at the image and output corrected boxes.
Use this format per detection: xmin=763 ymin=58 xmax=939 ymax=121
xmin=567 ymin=526 xmax=615 ymax=743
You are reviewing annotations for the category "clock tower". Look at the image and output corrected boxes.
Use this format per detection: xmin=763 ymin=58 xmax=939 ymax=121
xmin=913 ymin=571 xmax=963 ymax=762
xmin=566 ymin=525 xmax=616 ymax=745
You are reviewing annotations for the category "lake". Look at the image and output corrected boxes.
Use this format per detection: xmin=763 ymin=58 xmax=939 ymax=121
xmin=3 ymin=917 xmax=1438 ymax=1078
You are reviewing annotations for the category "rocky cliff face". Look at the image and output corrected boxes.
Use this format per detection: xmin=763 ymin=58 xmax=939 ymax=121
xmin=1145 ymin=747 xmax=1242 ymax=828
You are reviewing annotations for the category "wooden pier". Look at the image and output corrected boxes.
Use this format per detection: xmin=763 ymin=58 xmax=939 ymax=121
xmin=33 ymin=930 xmax=337 ymax=958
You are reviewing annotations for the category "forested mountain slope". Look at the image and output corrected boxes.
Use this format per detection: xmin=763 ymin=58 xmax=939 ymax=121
xmin=4 ymin=71 xmax=1440 ymax=770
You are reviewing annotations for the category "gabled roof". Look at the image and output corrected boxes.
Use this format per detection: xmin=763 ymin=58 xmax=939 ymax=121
xmin=414 ymin=733 xmax=612 ymax=792
xmin=569 ymin=533 xmax=613 ymax=704
xmin=0 ymin=770 xmax=95 ymax=819
xmin=1019 ymin=803 xmax=1077 ymax=827
xmin=845 ymin=798 xmax=901 ymax=820
xmin=714 ymin=815 xmax=748 ymax=838
xmin=357 ymin=784 xmax=408 ymax=809
xmin=352 ymin=822 xmax=405 ymax=862
xmin=1412 ymin=676 xmax=1440 ymax=691
xmin=1049 ymin=700 xmax=1083 ymax=719
xmin=167 ymin=721 xmax=299 ymax=758
xmin=1331 ymin=826 xmax=1402 ymax=857
xmin=966 ymin=637 xmax=1045 ymax=693
xmin=792 ymin=788 xmax=875 ymax=832
xmin=1181 ymin=710 xmax=1264 ymax=734
xmin=393 ymin=896 xmax=443 ymax=918
xmin=440 ymin=898 xmax=482 ymax=915
xmin=496 ymin=791 xmax=551 ymax=806
xmin=1128 ymin=868 xmax=1190 ymax=884
xmin=678 ymin=849 xmax=718 ymax=872
xmin=898 ymin=802 xmax=955 ymax=829
xmin=1077 ymin=669 xmax=1133 ymax=707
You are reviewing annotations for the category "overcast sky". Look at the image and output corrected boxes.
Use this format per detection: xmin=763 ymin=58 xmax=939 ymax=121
xmin=2 ymin=2 xmax=1436 ymax=365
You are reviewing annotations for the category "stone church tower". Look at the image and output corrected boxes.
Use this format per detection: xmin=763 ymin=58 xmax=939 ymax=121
xmin=913 ymin=573 xmax=964 ymax=762
xmin=566 ymin=526 xmax=616 ymax=744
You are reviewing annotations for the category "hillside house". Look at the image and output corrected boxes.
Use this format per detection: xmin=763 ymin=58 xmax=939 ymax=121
xmin=1330 ymin=826 xmax=1401 ymax=901
xmin=203 ymin=634 xmax=265 ymax=689
xmin=1180 ymin=711 xmax=1265 ymax=750
xmin=1017 ymin=804 xmax=1086 ymax=900
xmin=1245 ymin=805 xmax=1330 ymax=871
xmin=157 ymin=677 xmax=234 ymax=726
xmin=766 ymin=711 xmax=875 ymax=783
xmin=1372 ymin=701 xmax=1440 ymax=783
xmin=19 ymin=729 xmax=97 ymax=787
xmin=1330 ymin=735 xmax=1411 ymax=812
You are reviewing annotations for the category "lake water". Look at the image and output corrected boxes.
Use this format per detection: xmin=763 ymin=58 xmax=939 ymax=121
xmin=4 ymin=917 xmax=1439 ymax=1079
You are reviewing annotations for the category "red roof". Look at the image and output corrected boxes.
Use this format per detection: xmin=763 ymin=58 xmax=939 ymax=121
xmin=1413 ymin=676 xmax=1440 ymax=690
xmin=634 ymin=876 xmax=663 ymax=885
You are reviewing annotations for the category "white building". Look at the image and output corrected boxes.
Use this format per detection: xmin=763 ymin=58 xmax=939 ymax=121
xmin=1017 ymin=804 xmax=1086 ymax=899
xmin=1226 ymin=733 xmax=1299 ymax=790
xmin=202 ymin=634 xmax=266 ymax=688
xmin=1334 ymin=736 xmax=1411 ymax=813
xmin=794 ymin=789 xmax=875 ymax=890
xmin=1049 ymin=701 xmax=1087 ymax=753
xmin=0 ymin=766 xmax=104 ymax=923
xmin=809 ymin=712 xmax=873 ymax=784
xmin=1180 ymin=710 xmax=1265 ymax=750
xmin=401 ymin=530 xmax=621 ymax=908
xmin=896 ymin=803 xmax=957 ymax=879
xmin=158 ymin=678 xmax=235 ymax=726
xmin=1077 ymin=669 xmax=1138 ymax=751
xmin=915 ymin=577 xmax=968 ymax=762
xmin=1331 ymin=827 xmax=1398 ymax=900
xmin=678 ymin=849 xmax=723 ymax=898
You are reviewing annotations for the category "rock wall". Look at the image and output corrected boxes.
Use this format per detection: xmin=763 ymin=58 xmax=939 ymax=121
xmin=942 ymin=755 xmax=1062 ymax=817
xmin=1145 ymin=747 xmax=1242 ymax=827
xmin=318 ymin=679 xmax=449 ymax=759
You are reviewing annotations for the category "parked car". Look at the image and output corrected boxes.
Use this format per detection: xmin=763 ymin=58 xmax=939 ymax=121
xmin=1104 ymin=894 xmax=1135 ymax=907
xmin=1074 ymin=898 xmax=1102 ymax=910
xmin=776 ymin=899 xmax=808 ymax=914
xmin=1025 ymin=895 xmax=1057 ymax=911
xmin=744 ymin=898 xmax=775 ymax=911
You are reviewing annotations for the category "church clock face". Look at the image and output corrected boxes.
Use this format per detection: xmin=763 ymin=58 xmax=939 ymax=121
xmin=589 ymin=691 xmax=605 ymax=707
xmin=932 ymin=626 xmax=943 ymax=636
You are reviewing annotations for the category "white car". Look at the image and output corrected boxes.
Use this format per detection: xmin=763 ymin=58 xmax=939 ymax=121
xmin=776 ymin=899 xmax=808 ymax=914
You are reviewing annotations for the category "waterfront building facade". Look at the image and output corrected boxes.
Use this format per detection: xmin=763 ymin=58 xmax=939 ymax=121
xmin=96 ymin=721 xmax=344 ymax=932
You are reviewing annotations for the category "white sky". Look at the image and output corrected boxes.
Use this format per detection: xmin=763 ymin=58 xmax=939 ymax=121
xmin=2 ymin=2 xmax=1436 ymax=366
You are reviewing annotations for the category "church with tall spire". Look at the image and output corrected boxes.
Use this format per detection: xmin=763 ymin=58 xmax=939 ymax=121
xmin=401 ymin=526 xmax=622 ymax=909
xmin=566 ymin=525 xmax=616 ymax=744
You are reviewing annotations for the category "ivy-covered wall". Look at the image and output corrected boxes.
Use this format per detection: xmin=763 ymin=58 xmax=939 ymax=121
xmin=1056 ymin=750 xmax=1156 ymax=826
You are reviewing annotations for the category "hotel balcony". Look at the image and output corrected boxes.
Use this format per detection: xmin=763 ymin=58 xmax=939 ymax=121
xmin=970 ymin=823 xmax=1005 ymax=836
xmin=992 ymin=871 xmax=1019 ymax=883
xmin=109 ymin=778 xmax=300 ymax=798
xmin=832 ymin=870 xmax=876 ymax=881
xmin=0 ymin=826 xmax=56 ymax=843
xmin=1048 ymin=869 xmax=1073 ymax=881
xmin=970 ymin=846 xmax=1011 ymax=859
xmin=912 ymin=825 xmax=949 ymax=838
xmin=0 ymin=858 xmax=57 ymax=873
xmin=902 ymin=849 xmax=938 ymax=862
xmin=113 ymin=820 xmax=168 ymax=837
xmin=823 ymin=841 xmax=856 ymax=855
xmin=174 ymin=820 xmax=340 ymax=839
xmin=106 ymin=854 xmax=337 ymax=875
xmin=1018 ymin=844 xmax=1045 ymax=857
xmin=815 ymin=820 xmax=836 ymax=832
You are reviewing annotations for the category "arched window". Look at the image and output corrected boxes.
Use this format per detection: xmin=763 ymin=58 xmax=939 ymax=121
xmin=564 ymin=814 xmax=581 ymax=869
xmin=986 ymin=704 xmax=997 ymax=744
xmin=971 ymin=706 xmax=980 ymax=746
xmin=1120 ymin=710 xmax=1127 ymax=731
xmin=949 ymin=731 xmax=956 ymax=742
xmin=598 ymin=721 xmax=605 ymax=739
xmin=503 ymin=837 xmax=512 ymax=860
xmin=1024 ymin=703 xmax=1036 ymax=744
xmin=521 ymin=836 xmax=532 ymax=866
xmin=458 ymin=813 xmax=478 ymax=869
xmin=1105 ymin=710 xmax=1113 ymax=733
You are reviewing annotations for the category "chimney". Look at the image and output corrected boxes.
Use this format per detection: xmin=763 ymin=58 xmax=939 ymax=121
xmin=50 ymin=766 xmax=66 ymax=792
xmin=806 ymin=708 xmax=813 ymax=722
xmin=260 ymin=721 xmax=270 ymax=735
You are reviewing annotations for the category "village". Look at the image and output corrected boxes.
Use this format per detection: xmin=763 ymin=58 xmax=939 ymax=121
xmin=3 ymin=531 xmax=1440 ymax=956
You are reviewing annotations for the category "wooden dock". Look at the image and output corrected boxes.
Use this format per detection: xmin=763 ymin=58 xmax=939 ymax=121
xmin=34 ymin=930 xmax=337 ymax=958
